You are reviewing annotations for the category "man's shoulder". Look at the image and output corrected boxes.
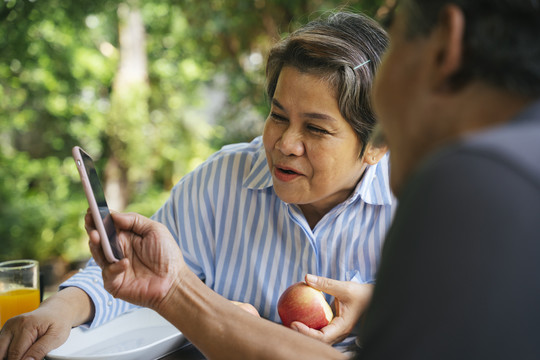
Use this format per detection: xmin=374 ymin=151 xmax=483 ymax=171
xmin=412 ymin=113 xmax=540 ymax=191
xmin=401 ymin=116 xmax=540 ymax=209
xmin=455 ymin=115 xmax=540 ymax=185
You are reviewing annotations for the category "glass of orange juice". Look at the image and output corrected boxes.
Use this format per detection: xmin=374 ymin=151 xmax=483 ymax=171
xmin=0 ymin=260 xmax=40 ymax=328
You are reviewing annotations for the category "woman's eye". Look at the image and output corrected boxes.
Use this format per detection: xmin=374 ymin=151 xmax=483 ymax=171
xmin=308 ymin=125 xmax=330 ymax=135
xmin=270 ymin=112 xmax=287 ymax=122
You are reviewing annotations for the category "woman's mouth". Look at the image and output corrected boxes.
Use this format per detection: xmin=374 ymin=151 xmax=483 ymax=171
xmin=274 ymin=166 xmax=301 ymax=182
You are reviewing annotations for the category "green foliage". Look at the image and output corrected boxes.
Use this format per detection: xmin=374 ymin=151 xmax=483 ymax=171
xmin=174 ymin=0 xmax=387 ymax=147
xmin=0 ymin=151 xmax=89 ymax=262
xmin=1 ymin=0 xmax=118 ymax=262
xmin=0 ymin=0 xmax=387 ymax=263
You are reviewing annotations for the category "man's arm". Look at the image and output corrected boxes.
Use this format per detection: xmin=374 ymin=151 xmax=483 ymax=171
xmin=89 ymin=212 xmax=347 ymax=360
xmin=160 ymin=265 xmax=348 ymax=360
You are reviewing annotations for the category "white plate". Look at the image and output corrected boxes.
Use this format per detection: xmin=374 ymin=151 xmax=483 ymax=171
xmin=46 ymin=308 xmax=187 ymax=360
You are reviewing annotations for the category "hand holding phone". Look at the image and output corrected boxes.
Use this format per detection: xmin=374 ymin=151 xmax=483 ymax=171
xmin=72 ymin=146 xmax=124 ymax=263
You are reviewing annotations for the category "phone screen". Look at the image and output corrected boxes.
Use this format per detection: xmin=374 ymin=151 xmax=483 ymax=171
xmin=77 ymin=148 xmax=124 ymax=261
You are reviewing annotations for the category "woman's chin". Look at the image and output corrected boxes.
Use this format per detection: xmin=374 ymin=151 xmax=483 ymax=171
xmin=273 ymin=187 xmax=307 ymax=205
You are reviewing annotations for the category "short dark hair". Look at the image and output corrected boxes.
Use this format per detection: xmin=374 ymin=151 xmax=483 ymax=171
xmin=265 ymin=12 xmax=389 ymax=154
xmin=402 ymin=0 xmax=540 ymax=97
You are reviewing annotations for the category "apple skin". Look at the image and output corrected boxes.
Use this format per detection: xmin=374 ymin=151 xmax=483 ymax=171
xmin=277 ymin=282 xmax=334 ymax=330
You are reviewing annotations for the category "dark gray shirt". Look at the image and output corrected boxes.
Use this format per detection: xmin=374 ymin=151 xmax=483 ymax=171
xmin=358 ymin=100 xmax=540 ymax=359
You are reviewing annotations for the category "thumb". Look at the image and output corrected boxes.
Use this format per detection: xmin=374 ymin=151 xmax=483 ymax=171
xmin=305 ymin=274 xmax=348 ymax=299
xmin=110 ymin=212 xmax=137 ymax=230
xmin=111 ymin=212 xmax=153 ymax=235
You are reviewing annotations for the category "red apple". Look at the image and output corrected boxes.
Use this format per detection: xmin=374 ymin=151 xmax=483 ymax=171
xmin=277 ymin=282 xmax=333 ymax=330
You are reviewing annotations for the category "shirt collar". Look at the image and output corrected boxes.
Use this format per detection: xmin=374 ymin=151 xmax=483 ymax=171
xmin=352 ymin=152 xmax=394 ymax=206
xmin=243 ymin=139 xmax=393 ymax=206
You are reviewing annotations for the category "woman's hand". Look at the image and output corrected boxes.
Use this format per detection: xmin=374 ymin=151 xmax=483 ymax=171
xmin=86 ymin=211 xmax=187 ymax=311
xmin=0 ymin=307 xmax=71 ymax=360
xmin=0 ymin=287 xmax=93 ymax=360
xmin=289 ymin=274 xmax=373 ymax=345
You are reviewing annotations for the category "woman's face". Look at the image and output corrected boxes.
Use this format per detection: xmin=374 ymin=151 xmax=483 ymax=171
xmin=263 ymin=66 xmax=370 ymax=217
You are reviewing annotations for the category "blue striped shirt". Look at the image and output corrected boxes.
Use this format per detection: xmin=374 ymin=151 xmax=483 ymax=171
xmin=61 ymin=136 xmax=395 ymax=333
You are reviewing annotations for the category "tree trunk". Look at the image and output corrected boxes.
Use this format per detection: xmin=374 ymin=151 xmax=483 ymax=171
xmin=105 ymin=0 xmax=149 ymax=211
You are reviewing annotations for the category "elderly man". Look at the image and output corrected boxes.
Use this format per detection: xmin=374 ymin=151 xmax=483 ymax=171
xmin=358 ymin=0 xmax=540 ymax=359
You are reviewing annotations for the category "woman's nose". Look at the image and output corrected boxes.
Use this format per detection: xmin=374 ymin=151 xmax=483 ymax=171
xmin=277 ymin=127 xmax=305 ymax=156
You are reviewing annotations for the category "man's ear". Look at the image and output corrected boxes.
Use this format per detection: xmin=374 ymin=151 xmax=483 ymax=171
xmin=363 ymin=143 xmax=388 ymax=165
xmin=429 ymin=4 xmax=465 ymax=91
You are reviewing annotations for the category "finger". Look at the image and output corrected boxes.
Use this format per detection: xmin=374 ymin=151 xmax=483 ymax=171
xmin=5 ymin=321 xmax=38 ymax=360
xmin=21 ymin=328 xmax=67 ymax=360
xmin=0 ymin=328 xmax=13 ymax=359
xmin=21 ymin=336 xmax=56 ymax=360
xmin=111 ymin=212 xmax=142 ymax=232
xmin=106 ymin=258 xmax=129 ymax=277
xmin=305 ymin=274 xmax=374 ymax=303
xmin=318 ymin=317 xmax=350 ymax=344
xmin=289 ymin=321 xmax=326 ymax=341
xmin=101 ymin=258 xmax=129 ymax=294
xmin=292 ymin=317 xmax=348 ymax=345
xmin=84 ymin=208 xmax=96 ymax=233
xmin=305 ymin=274 xmax=349 ymax=299
xmin=111 ymin=212 xmax=162 ymax=237
xmin=88 ymin=229 xmax=107 ymax=269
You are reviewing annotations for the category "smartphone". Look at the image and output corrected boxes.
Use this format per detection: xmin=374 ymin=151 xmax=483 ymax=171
xmin=72 ymin=146 xmax=124 ymax=263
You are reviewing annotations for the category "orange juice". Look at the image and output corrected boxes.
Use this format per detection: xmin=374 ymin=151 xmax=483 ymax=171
xmin=0 ymin=288 xmax=40 ymax=327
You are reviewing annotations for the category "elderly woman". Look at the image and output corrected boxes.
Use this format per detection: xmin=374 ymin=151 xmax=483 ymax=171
xmin=0 ymin=11 xmax=393 ymax=358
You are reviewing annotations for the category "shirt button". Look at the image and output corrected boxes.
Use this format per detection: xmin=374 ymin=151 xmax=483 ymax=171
xmin=93 ymin=278 xmax=98 ymax=283
xmin=107 ymin=300 xmax=112 ymax=306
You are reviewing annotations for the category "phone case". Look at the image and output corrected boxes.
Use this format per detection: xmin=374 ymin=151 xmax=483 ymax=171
xmin=72 ymin=146 xmax=122 ymax=263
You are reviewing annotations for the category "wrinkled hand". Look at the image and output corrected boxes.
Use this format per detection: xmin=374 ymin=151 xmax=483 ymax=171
xmin=86 ymin=211 xmax=186 ymax=311
xmin=289 ymin=274 xmax=373 ymax=345
xmin=0 ymin=306 xmax=71 ymax=360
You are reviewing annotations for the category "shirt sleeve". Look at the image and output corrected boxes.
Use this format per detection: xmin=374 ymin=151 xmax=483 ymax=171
xmin=151 ymin=161 xmax=216 ymax=285
xmin=59 ymin=258 xmax=139 ymax=328
xmin=359 ymin=149 xmax=540 ymax=359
